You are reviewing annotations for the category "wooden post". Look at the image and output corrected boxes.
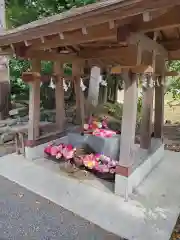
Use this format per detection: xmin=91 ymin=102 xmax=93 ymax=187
xmin=140 ymin=74 xmax=154 ymax=149
xmin=140 ymin=36 xmax=156 ymax=149
xmin=28 ymin=59 xmax=41 ymax=141
xmin=113 ymin=77 xmax=119 ymax=103
xmin=98 ymin=85 xmax=103 ymax=104
xmin=102 ymin=86 xmax=108 ymax=104
xmin=72 ymin=63 xmax=85 ymax=129
xmin=154 ymin=76 xmax=164 ymax=139
xmin=119 ymin=71 xmax=138 ymax=166
xmin=0 ymin=0 xmax=10 ymax=120
xmin=54 ymin=62 xmax=65 ymax=131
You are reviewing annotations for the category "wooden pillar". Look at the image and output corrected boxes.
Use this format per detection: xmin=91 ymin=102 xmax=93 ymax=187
xmin=54 ymin=62 xmax=65 ymax=131
xmin=102 ymin=86 xmax=108 ymax=104
xmin=154 ymin=76 xmax=164 ymax=139
xmin=113 ymin=77 xmax=119 ymax=103
xmin=72 ymin=63 xmax=85 ymax=129
xmin=0 ymin=0 xmax=10 ymax=120
xmin=119 ymin=71 xmax=138 ymax=166
xmin=28 ymin=59 xmax=41 ymax=141
xmin=140 ymin=74 xmax=154 ymax=149
xmin=98 ymin=85 xmax=103 ymax=104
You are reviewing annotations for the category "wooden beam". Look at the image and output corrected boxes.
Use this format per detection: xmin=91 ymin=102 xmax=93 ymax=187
xmin=79 ymin=46 xmax=153 ymax=64
xmin=111 ymin=64 xmax=158 ymax=74
xmin=128 ymin=33 xmax=168 ymax=58
xmin=160 ymin=39 xmax=180 ymax=51
xmin=117 ymin=25 xmax=168 ymax=57
xmin=79 ymin=47 xmax=136 ymax=60
xmin=169 ymin=49 xmax=180 ymax=60
xmin=165 ymin=71 xmax=179 ymax=77
xmin=19 ymin=44 xmax=166 ymax=66
xmin=133 ymin=6 xmax=180 ymax=33
xmin=25 ymin=50 xmax=81 ymax=62
xmin=0 ymin=47 xmax=13 ymax=56
xmin=28 ymin=23 xmax=116 ymax=51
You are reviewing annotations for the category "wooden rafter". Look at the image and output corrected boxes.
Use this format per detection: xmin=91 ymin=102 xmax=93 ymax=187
xmin=0 ymin=1 xmax=180 ymax=60
xmin=0 ymin=0 xmax=179 ymax=47
xmin=132 ymin=6 xmax=180 ymax=33
xmin=28 ymin=23 xmax=117 ymax=51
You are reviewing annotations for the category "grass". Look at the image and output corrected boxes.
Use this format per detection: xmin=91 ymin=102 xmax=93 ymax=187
xmin=164 ymin=92 xmax=180 ymax=123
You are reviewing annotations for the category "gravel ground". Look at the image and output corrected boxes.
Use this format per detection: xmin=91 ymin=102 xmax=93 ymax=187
xmin=0 ymin=175 xmax=123 ymax=240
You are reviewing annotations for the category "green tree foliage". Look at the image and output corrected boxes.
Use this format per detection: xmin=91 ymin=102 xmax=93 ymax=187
xmin=6 ymin=0 xmax=96 ymax=28
xmin=9 ymin=57 xmax=30 ymax=100
xmin=6 ymin=0 xmax=95 ymax=103
xmin=167 ymin=61 xmax=180 ymax=101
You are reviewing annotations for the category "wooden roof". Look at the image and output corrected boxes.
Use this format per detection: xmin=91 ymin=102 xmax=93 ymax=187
xmin=1 ymin=0 xmax=180 ymax=66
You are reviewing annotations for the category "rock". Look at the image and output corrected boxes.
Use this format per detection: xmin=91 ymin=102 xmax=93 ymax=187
xmin=0 ymin=118 xmax=17 ymax=126
xmin=135 ymin=135 xmax=140 ymax=144
xmin=0 ymin=133 xmax=14 ymax=144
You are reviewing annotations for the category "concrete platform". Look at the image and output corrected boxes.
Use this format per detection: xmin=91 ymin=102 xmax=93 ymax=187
xmin=0 ymin=151 xmax=179 ymax=240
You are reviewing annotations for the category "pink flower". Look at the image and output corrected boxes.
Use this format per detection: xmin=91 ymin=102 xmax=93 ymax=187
xmin=56 ymin=152 xmax=62 ymax=159
xmin=102 ymin=117 xmax=108 ymax=129
xmin=83 ymin=154 xmax=98 ymax=169
xmin=94 ymin=164 xmax=109 ymax=173
xmin=44 ymin=145 xmax=52 ymax=154
xmin=50 ymin=146 xmax=59 ymax=156
xmin=62 ymin=144 xmax=74 ymax=160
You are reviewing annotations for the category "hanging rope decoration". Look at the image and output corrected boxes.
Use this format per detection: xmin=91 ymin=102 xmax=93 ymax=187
xmin=48 ymin=74 xmax=106 ymax=91
xmin=48 ymin=76 xmax=71 ymax=92
xmin=49 ymin=77 xmax=56 ymax=89
xmin=80 ymin=78 xmax=86 ymax=92
xmin=99 ymin=75 xmax=107 ymax=86
xmin=63 ymin=78 xmax=69 ymax=92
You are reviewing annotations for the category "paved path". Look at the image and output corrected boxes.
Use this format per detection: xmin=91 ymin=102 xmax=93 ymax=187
xmin=0 ymin=175 xmax=121 ymax=240
xmin=0 ymin=151 xmax=179 ymax=240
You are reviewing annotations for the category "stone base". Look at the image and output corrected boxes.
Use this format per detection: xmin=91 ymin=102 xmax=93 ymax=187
xmin=25 ymin=132 xmax=121 ymax=161
xmin=115 ymin=139 xmax=164 ymax=198
xmin=25 ymin=136 xmax=68 ymax=160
